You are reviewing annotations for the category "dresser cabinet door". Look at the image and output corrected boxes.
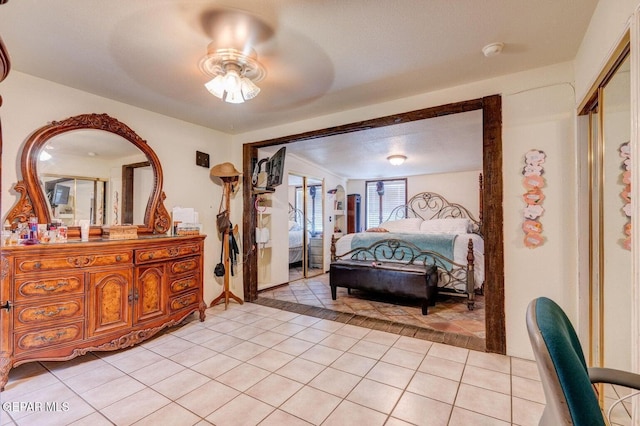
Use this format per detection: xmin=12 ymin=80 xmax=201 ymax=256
xmin=88 ymin=268 xmax=133 ymax=336
xmin=135 ymin=265 xmax=166 ymax=323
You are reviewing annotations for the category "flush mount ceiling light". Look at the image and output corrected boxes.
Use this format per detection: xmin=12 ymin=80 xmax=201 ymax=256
xmin=387 ymin=155 xmax=407 ymax=166
xmin=199 ymin=45 xmax=266 ymax=104
xmin=482 ymin=42 xmax=504 ymax=58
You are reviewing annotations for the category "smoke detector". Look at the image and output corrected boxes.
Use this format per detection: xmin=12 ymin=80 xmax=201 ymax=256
xmin=482 ymin=42 xmax=504 ymax=58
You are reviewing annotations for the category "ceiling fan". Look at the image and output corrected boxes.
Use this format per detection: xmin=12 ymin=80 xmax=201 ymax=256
xmin=194 ymin=6 xmax=333 ymax=108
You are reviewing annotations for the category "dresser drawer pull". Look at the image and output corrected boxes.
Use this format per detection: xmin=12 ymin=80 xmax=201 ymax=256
xmin=34 ymin=281 xmax=68 ymax=292
xmin=127 ymin=289 xmax=139 ymax=303
xmin=175 ymin=264 xmax=192 ymax=273
xmin=116 ymin=255 xmax=122 ymax=262
xmin=178 ymin=299 xmax=190 ymax=307
xmin=34 ymin=307 xmax=67 ymax=318
xmin=34 ymin=262 xmax=41 ymax=269
xmin=38 ymin=331 xmax=67 ymax=343
xmin=69 ymin=256 xmax=95 ymax=268
xmin=0 ymin=300 xmax=11 ymax=311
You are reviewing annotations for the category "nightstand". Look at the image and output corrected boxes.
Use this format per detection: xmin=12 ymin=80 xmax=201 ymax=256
xmin=309 ymin=237 xmax=323 ymax=269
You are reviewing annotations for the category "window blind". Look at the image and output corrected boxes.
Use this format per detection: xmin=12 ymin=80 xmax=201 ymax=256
xmin=365 ymin=179 xmax=407 ymax=228
xmin=295 ymin=185 xmax=323 ymax=235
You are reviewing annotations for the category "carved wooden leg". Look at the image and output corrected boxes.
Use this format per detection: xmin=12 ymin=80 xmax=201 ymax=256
xmin=466 ymin=238 xmax=475 ymax=311
xmin=0 ymin=354 xmax=13 ymax=392
xmin=198 ymin=300 xmax=207 ymax=322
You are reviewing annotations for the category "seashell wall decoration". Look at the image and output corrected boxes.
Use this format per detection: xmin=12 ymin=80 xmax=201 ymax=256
xmin=522 ymin=149 xmax=546 ymax=248
xmin=619 ymin=141 xmax=631 ymax=250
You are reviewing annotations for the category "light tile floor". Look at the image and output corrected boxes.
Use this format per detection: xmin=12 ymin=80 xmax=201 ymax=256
xmin=0 ymin=302 xmax=633 ymax=425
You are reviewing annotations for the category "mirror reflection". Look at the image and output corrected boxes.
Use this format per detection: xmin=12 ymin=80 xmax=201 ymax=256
xmin=600 ymin=53 xmax=631 ymax=371
xmin=288 ymin=174 xmax=324 ymax=282
xmin=41 ymin=175 xmax=106 ymax=226
xmin=36 ymin=129 xmax=152 ymax=226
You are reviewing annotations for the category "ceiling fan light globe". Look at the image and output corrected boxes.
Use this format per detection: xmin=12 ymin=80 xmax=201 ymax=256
xmin=224 ymin=87 xmax=244 ymax=104
xmin=241 ymin=77 xmax=260 ymax=100
xmin=205 ymin=75 xmax=225 ymax=99
xmin=223 ymin=69 xmax=241 ymax=93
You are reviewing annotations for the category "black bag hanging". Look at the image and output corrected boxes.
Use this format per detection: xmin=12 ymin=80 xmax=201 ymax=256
xmin=216 ymin=184 xmax=231 ymax=234
xmin=214 ymin=236 xmax=225 ymax=277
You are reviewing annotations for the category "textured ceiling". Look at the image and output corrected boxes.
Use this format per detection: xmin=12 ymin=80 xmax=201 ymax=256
xmin=0 ymin=0 xmax=597 ymax=134
xmin=0 ymin=1 xmax=597 ymax=179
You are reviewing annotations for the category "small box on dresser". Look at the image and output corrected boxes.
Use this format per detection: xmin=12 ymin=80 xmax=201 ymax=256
xmin=101 ymin=225 xmax=138 ymax=240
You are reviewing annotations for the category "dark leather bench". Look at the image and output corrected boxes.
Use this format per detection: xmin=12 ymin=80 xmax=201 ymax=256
xmin=329 ymin=260 xmax=439 ymax=315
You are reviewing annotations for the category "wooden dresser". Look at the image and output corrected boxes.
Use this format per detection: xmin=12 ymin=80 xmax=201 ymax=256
xmin=0 ymin=235 xmax=206 ymax=391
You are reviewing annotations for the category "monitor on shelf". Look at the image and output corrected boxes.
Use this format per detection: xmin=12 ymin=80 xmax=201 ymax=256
xmin=252 ymin=147 xmax=286 ymax=192
xmin=51 ymin=184 xmax=70 ymax=207
xmin=266 ymin=147 xmax=286 ymax=190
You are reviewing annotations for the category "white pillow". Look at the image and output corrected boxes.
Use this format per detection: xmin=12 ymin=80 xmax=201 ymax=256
xmin=420 ymin=218 xmax=471 ymax=234
xmin=288 ymin=221 xmax=300 ymax=231
xmin=379 ymin=218 xmax=423 ymax=233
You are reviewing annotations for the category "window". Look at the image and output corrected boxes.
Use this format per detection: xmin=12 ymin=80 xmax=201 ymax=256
xmin=365 ymin=179 xmax=407 ymax=229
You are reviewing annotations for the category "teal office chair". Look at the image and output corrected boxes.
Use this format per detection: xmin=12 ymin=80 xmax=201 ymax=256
xmin=526 ymin=297 xmax=640 ymax=425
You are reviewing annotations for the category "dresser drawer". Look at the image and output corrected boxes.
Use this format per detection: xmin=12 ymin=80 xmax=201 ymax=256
xmin=15 ymin=297 xmax=84 ymax=329
xmin=169 ymin=291 xmax=199 ymax=312
xmin=15 ymin=274 xmax=84 ymax=301
xmin=15 ymin=251 xmax=132 ymax=274
xmin=169 ymin=274 xmax=200 ymax=294
xmin=169 ymin=257 xmax=200 ymax=275
xmin=135 ymin=243 xmax=201 ymax=264
xmin=14 ymin=321 xmax=84 ymax=355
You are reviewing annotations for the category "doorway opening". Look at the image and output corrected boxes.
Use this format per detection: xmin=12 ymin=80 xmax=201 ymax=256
xmin=242 ymin=96 xmax=505 ymax=354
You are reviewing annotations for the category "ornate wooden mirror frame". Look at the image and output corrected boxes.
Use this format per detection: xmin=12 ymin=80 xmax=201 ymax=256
xmin=6 ymin=113 xmax=171 ymax=236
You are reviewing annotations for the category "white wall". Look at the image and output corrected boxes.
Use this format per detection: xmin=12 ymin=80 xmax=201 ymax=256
xmin=2 ymin=71 xmax=234 ymax=304
xmin=502 ymin=83 xmax=577 ymax=359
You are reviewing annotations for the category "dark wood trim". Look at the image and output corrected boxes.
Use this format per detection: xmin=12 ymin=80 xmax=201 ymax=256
xmin=0 ymin=36 xmax=9 ymax=83
xmin=243 ymin=144 xmax=259 ymax=301
xmin=122 ymin=161 xmax=151 ymax=225
xmin=482 ymin=94 xmax=505 ymax=354
xmin=243 ymin=97 xmax=505 ymax=353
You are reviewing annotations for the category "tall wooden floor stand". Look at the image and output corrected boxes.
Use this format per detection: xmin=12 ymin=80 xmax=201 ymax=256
xmin=210 ymin=179 xmax=243 ymax=309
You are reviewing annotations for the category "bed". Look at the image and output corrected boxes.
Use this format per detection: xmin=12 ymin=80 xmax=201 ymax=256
xmin=288 ymin=204 xmax=308 ymax=265
xmin=330 ymin=180 xmax=484 ymax=310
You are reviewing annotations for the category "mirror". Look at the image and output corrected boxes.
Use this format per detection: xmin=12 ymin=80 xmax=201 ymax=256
xmin=288 ymin=173 xmax=324 ymax=282
xmin=37 ymin=129 xmax=150 ymax=226
xmin=583 ymin=50 xmax=631 ymax=373
xmin=6 ymin=113 xmax=170 ymax=236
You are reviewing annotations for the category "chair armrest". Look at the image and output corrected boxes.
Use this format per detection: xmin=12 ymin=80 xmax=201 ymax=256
xmin=588 ymin=367 xmax=640 ymax=390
